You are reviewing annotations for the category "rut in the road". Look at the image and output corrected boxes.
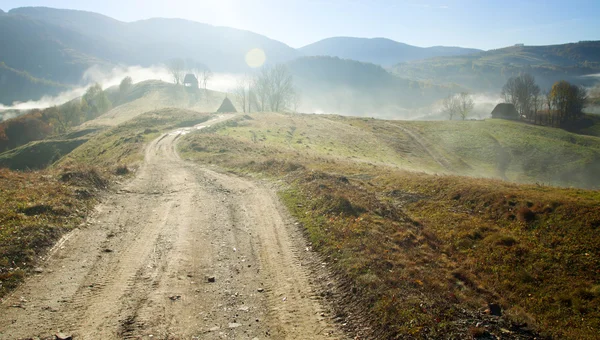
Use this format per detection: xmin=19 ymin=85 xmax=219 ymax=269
xmin=0 ymin=116 xmax=346 ymax=340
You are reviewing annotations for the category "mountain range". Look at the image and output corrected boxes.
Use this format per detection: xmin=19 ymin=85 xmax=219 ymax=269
xmin=1 ymin=6 xmax=599 ymax=109
xmin=300 ymin=37 xmax=481 ymax=66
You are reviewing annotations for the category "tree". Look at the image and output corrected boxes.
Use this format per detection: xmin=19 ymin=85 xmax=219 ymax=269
xmin=501 ymin=73 xmax=540 ymax=120
xmin=0 ymin=124 xmax=8 ymax=152
xmin=442 ymin=92 xmax=474 ymax=120
xmin=119 ymin=76 xmax=133 ymax=94
xmin=457 ymin=92 xmax=475 ymax=120
xmin=200 ymin=68 xmax=213 ymax=90
xmin=251 ymin=64 xmax=296 ymax=112
xmin=549 ymin=80 xmax=586 ymax=126
xmin=43 ymin=106 xmax=67 ymax=134
xmin=233 ymin=77 xmax=250 ymax=113
xmin=442 ymin=94 xmax=458 ymax=120
xmin=61 ymin=100 xmax=84 ymax=127
xmin=168 ymin=58 xmax=185 ymax=85
xmin=83 ymin=83 xmax=112 ymax=120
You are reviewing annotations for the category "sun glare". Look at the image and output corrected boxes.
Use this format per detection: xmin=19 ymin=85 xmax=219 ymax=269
xmin=245 ymin=48 xmax=266 ymax=68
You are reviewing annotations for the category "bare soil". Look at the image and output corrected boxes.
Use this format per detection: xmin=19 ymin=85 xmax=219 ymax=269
xmin=0 ymin=115 xmax=346 ymax=340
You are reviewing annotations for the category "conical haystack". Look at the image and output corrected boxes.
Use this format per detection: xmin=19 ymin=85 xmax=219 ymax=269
xmin=216 ymin=97 xmax=237 ymax=113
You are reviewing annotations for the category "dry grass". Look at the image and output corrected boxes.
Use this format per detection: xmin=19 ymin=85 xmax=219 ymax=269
xmin=0 ymin=166 xmax=108 ymax=297
xmin=179 ymin=113 xmax=600 ymax=339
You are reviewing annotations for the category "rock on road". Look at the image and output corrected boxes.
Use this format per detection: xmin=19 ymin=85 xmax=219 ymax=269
xmin=0 ymin=115 xmax=345 ymax=339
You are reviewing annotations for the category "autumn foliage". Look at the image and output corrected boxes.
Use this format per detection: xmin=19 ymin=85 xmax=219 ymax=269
xmin=0 ymin=83 xmax=112 ymax=153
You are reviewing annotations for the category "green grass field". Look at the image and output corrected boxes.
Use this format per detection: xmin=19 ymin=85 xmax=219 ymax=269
xmin=180 ymin=112 xmax=600 ymax=339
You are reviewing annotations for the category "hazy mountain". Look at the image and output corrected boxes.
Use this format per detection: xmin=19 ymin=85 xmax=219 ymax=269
xmin=288 ymin=56 xmax=460 ymax=117
xmin=0 ymin=7 xmax=299 ymax=79
xmin=300 ymin=37 xmax=481 ymax=66
xmin=392 ymin=41 xmax=600 ymax=91
xmin=0 ymin=11 xmax=109 ymax=84
xmin=0 ymin=62 xmax=67 ymax=105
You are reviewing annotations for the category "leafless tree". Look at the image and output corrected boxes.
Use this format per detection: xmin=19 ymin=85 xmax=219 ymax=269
xmin=442 ymin=92 xmax=474 ymax=120
xmin=200 ymin=68 xmax=213 ymax=91
xmin=251 ymin=64 xmax=296 ymax=112
xmin=457 ymin=92 xmax=475 ymax=120
xmin=442 ymin=94 xmax=458 ymax=120
xmin=233 ymin=77 xmax=251 ymax=113
xmin=167 ymin=59 xmax=185 ymax=85
xmin=502 ymin=73 xmax=540 ymax=120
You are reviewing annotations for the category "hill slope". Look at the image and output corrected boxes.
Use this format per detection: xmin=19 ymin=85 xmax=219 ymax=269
xmin=300 ymin=37 xmax=481 ymax=66
xmin=178 ymin=112 xmax=600 ymax=338
xmin=288 ymin=56 xmax=460 ymax=117
xmin=392 ymin=41 xmax=600 ymax=90
xmin=7 ymin=7 xmax=300 ymax=72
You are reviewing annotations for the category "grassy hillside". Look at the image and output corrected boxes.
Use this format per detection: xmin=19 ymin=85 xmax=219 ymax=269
xmin=61 ymin=108 xmax=211 ymax=168
xmin=392 ymin=41 xmax=600 ymax=91
xmin=0 ymin=166 xmax=109 ymax=297
xmin=0 ymin=61 xmax=68 ymax=105
xmin=85 ymin=80 xmax=227 ymax=127
xmin=0 ymin=138 xmax=88 ymax=170
xmin=395 ymin=119 xmax=600 ymax=188
xmin=181 ymin=112 xmax=600 ymax=189
xmin=179 ymin=112 xmax=600 ymax=339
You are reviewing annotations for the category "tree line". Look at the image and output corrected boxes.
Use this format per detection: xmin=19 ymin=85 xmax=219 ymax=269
xmin=501 ymin=73 xmax=587 ymax=128
xmin=0 ymin=80 xmax=126 ymax=152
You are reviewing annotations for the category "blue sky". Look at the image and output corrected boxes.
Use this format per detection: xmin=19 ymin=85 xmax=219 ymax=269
xmin=1 ymin=0 xmax=598 ymax=50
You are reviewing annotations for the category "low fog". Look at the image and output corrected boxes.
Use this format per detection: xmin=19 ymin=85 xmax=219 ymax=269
xmin=0 ymin=65 xmax=242 ymax=118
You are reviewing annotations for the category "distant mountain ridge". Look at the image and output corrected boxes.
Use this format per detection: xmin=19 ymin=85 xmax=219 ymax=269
xmin=1 ymin=6 xmax=599 ymax=108
xmin=392 ymin=41 xmax=600 ymax=91
xmin=7 ymin=7 xmax=301 ymax=71
xmin=300 ymin=37 xmax=481 ymax=66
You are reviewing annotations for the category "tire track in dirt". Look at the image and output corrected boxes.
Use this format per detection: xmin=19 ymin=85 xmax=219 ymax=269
xmin=0 ymin=114 xmax=346 ymax=340
xmin=385 ymin=122 xmax=454 ymax=171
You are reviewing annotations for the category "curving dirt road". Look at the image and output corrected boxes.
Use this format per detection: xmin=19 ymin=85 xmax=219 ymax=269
xmin=0 ymin=115 xmax=345 ymax=340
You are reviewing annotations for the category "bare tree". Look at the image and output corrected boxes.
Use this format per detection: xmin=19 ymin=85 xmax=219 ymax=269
xmin=502 ymin=73 xmax=540 ymax=120
xmin=457 ymin=92 xmax=475 ymax=120
xmin=168 ymin=59 xmax=185 ymax=85
xmin=251 ymin=64 xmax=296 ymax=112
xmin=268 ymin=64 xmax=295 ymax=112
xmin=233 ymin=77 xmax=250 ymax=113
xmin=442 ymin=92 xmax=474 ymax=120
xmin=200 ymin=68 xmax=213 ymax=91
xmin=442 ymin=94 xmax=458 ymax=120
xmin=290 ymin=90 xmax=301 ymax=113
xmin=185 ymin=59 xmax=205 ymax=88
xmin=251 ymin=67 xmax=270 ymax=111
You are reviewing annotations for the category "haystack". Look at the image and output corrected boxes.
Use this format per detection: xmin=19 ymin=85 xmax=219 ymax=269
xmin=491 ymin=103 xmax=519 ymax=120
xmin=216 ymin=96 xmax=237 ymax=113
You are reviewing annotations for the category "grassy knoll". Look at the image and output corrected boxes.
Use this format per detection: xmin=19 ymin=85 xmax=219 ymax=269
xmin=179 ymin=112 xmax=600 ymax=339
xmin=0 ymin=166 xmax=109 ymax=297
xmin=85 ymin=80 xmax=227 ymax=127
xmin=0 ymin=139 xmax=88 ymax=170
xmin=191 ymin=113 xmax=600 ymax=189
xmin=60 ymin=108 xmax=211 ymax=168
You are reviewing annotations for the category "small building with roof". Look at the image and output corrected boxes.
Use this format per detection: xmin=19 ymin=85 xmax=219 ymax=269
xmin=183 ymin=74 xmax=198 ymax=88
xmin=491 ymin=103 xmax=519 ymax=120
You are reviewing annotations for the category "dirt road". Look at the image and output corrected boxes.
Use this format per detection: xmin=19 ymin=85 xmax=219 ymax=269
xmin=0 ymin=115 xmax=345 ymax=339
